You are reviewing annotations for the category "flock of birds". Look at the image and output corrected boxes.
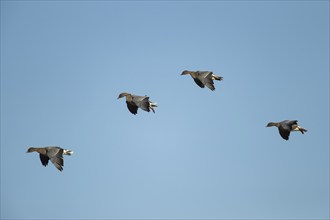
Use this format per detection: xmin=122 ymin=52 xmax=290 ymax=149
xmin=27 ymin=70 xmax=308 ymax=171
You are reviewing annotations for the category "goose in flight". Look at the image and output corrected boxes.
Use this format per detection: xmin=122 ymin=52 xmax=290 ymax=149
xmin=266 ymin=120 xmax=307 ymax=140
xmin=27 ymin=146 xmax=73 ymax=171
xmin=118 ymin=92 xmax=157 ymax=115
xmin=181 ymin=70 xmax=223 ymax=91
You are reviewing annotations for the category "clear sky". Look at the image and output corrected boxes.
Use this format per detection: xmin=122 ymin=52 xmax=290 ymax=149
xmin=1 ymin=1 xmax=329 ymax=219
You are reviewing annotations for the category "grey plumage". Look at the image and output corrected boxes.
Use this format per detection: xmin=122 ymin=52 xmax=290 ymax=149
xmin=266 ymin=120 xmax=307 ymax=140
xmin=181 ymin=70 xmax=223 ymax=91
xmin=27 ymin=146 xmax=73 ymax=171
xmin=118 ymin=92 xmax=157 ymax=115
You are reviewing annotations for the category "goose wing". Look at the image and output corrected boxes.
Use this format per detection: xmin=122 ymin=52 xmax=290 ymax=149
xmin=126 ymin=101 xmax=138 ymax=115
xmin=193 ymin=78 xmax=205 ymax=88
xmin=197 ymin=72 xmax=215 ymax=91
xmin=133 ymin=96 xmax=150 ymax=112
xmin=204 ymin=79 xmax=215 ymax=91
xmin=39 ymin=154 xmax=49 ymax=166
xmin=46 ymin=147 xmax=64 ymax=171
xmin=50 ymin=156 xmax=64 ymax=171
xmin=278 ymin=127 xmax=290 ymax=140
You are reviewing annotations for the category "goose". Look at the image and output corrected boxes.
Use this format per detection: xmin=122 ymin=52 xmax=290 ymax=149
xmin=181 ymin=70 xmax=223 ymax=91
xmin=266 ymin=120 xmax=307 ymax=140
xmin=118 ymin=92 xmax=157 ymax=115
xmin=27 ymin=146 xmax=73 ymax=171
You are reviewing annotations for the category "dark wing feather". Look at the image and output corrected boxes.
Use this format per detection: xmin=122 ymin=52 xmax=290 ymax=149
xmin=39 ymin=154 xmax=49 ymax=167
xmin=126 ymin=101 xmax=138 ymax=115
xmin=193 ymin=78 xmax=205 ymax=88
xmin=278 ymin=127 xmax=290 ymax=140
xmin=50 ymin=156 xmax=64 ymax=171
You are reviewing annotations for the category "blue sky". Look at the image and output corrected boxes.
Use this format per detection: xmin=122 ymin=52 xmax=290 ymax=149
xmin=1 ymin=1 xmax=329 ymax=219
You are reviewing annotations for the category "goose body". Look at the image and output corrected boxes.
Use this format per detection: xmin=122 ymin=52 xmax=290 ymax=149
xmin=181 ymin=70 xmax=223 ymax=91
xmin=27 ymin=146 xmax=73 ymax=171
xmin=266 ymin=120 xmax=307 ymax=140
xmin=118 ymin=92 xmax=157 ymax=115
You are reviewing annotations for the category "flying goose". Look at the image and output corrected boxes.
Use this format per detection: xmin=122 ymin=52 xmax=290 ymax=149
xmin=181 ymin=70 xmax=223 ymax=91
xmin=27 ymin=146 xmax=73 ymax=171
xmin=118 ymin=92 xmax=157 ymax=115
xmin=266 ymin=120 xmax=307 ymax=140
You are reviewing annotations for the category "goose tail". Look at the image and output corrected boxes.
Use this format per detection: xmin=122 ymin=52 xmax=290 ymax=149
xmin=63 ymin=149 xmax=74 ymax=155
xmin=212 ymin=74 xmax=223 ymax=81
xmin=149 ymin=102 xmax=158 ymax=113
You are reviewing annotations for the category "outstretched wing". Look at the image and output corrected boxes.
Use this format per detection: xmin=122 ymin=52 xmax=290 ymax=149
xmin=133 ymin=96 xmax=150 ymax=112
xmin=126 ymin=101 xmax=138 ymax=115
xmin=39 ymin=154 xmax=49 ymax=167
xmin=197 ymin=72 xmax=215 ymax=91
xmin=278 ymin=127 xmax=290 ymax=140
xmin=50 ymin=156 xmax=64 ymax=171
xmin=46 ymin=148 xmax=64 ymax=171
xmin=204 ymin=79 xmax=215 ymax=91
xmin=193 ymin=78 xmax=205 ymax=88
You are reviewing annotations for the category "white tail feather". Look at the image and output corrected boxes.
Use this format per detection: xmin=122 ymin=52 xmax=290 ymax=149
xmin=63 ymin=149 xmax=73 ymax=155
